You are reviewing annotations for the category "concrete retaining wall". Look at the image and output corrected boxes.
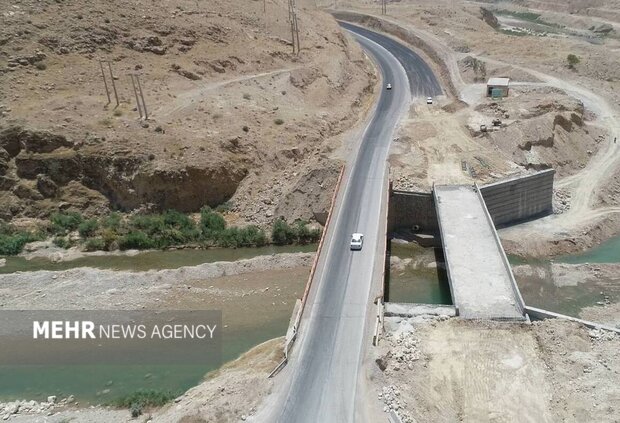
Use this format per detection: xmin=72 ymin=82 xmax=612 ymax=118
xmin=526 ymin=306 xmax=620 ymax=333
xmin=480 ymin=169 xmax=555 ymax=227
xmin=388 ymin=189 xmax=438 ymax=234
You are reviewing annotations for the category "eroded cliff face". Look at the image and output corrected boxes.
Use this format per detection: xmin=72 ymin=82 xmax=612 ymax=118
xmin=0 ymin=126 xmax=247 ymax=219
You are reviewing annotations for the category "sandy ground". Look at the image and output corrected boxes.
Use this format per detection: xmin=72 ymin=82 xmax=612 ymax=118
xmin=0 ymin=252 xmax=313 ymax=310
xmin=372 ymin=317 xmax=619 ymax=423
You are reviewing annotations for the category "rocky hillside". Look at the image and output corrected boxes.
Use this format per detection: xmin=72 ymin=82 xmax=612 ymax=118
xmin=0 ymin=0 xmax=374 ymax=225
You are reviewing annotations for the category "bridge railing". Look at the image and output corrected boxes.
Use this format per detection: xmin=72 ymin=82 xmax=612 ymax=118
xmin=473 ymin=183 xmax=527 ymax=318
xmin=432 ymin=182 xmax=459 ymax=315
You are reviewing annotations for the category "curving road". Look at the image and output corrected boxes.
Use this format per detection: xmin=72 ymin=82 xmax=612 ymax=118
xmin=255 ymin=23 xmax=441 ymax=423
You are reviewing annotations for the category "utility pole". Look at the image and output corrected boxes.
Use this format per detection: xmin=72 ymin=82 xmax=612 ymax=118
xmin=135 ymin=74 xmax=148 ymax=120
xmin=99 ymin=60 xmax=118 ymax=107
xmin=294 ymin=10 xmax=300 ymax=54
xmin=99 ymin=60 xmax=111 ymax=105
xmin=288 ymin=0 xmax=301 ymax=55
xmin=129 ymin=74 xmax=143 ymax=119
xmin=105 ymin=60 xmax=119 ymax=107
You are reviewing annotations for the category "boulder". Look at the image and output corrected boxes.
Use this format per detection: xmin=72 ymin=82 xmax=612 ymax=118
xmin=0 ymin=126 xmax=73 ymax=155
xmin=36 ymin=174 xmax=58 ymax=198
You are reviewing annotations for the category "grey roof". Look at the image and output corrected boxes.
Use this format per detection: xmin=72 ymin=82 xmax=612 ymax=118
xmin=487 ymin=77 xmax=510 ymax=87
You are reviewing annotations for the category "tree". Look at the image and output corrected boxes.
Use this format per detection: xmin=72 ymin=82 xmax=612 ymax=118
xmin=567 ymin=54 xmax=580 ymax=69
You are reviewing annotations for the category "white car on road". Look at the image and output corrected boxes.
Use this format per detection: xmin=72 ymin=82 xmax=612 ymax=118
xmin=426 ymin=96 xmax=433 ymax=104
xmin=386 ymin=83 xmax=392 ymax=90
xmin=350 ymin=233 xmax=364 ymax=250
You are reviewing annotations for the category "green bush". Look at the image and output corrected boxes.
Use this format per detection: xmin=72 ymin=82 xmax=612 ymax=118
xmin=271 ymin=218 xmax=296 ymax=245
xmin=200 ymin=207 xmax=226 ymax=237
xmin=0 ymin=233 xmax=36 ymax=256
xmin=567 ymin=54 xmax=580 ymax=69
xmin=84 ymin=237 xmax=106 ymax=252
xmin=109 ymin=389 xmax=178 ymax=409
xmin=50 ymin=212 xmax=83 ymax=234
xmin=129 ymin=214 xmax=165 ymax=235
xmin=101 ymin=228 xmax=119 ymax=251
xmin=53 ymin=236 xmax=70 ymax=249
xmin=214 ymin=202 xmax=232 ymax=214
xmin=295 ymin=220 xmax=321 ymax=244
xmin=217 ymin=226 xmax=241 ymax=248
xmin=78 ymin=219 xmax=99 ymax=238
xmin=102 ymin=212 xmax=122 ymax=230
xmin=118 ymin=231 xmax=155 ymax=250
xmin=130 ymin=402 xmax=142 ymax=418
xmin=240 ymin=225 xmax=268 ymax=247
xmin=274 ymin=118 xmax=284 ymax=125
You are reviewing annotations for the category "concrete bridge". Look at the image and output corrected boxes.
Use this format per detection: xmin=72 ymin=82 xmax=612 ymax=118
xmin=388 ymin=169 xmax=555 ymax=320
xmin=434 ymin=184 xmax=526 ymax=320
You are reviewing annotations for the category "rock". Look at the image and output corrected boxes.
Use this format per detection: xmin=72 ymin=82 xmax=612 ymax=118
xmin=480 ymin=7 xmax=499 ymax=29
xmin=0 ymin=126 xmax=73 ymax=154
xmin=0 ymin=156 xmax=7 ymax=176
xmin=591 ymin=24 xmax=613 ymax=35
xmin=46 ymin=396 xmax=56 ymax=404
xmin=36 ymin=174 xmax=58 ymax=198
xmin=0 ymin=258 xmax=5 ymax=268
xmin=12 ymin=182 xmax=44 ymax=200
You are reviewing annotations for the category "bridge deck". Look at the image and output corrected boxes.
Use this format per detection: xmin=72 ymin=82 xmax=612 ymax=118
xmin=434 ymin=185 xmax=525 ymax=320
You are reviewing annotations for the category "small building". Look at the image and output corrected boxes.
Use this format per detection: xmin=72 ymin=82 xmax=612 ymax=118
xmin=486 ymin=77 xmax=510 ymax=98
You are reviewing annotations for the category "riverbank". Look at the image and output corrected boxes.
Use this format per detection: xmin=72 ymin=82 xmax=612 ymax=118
xmin=0 ymin=243 xmax=316 ymax=274
xmin=2 ymin=337 xmax=284 ymax=422
xmin=0 ymin=252 xmax=312 ymax=407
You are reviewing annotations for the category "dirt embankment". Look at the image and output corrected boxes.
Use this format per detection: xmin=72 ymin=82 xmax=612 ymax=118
xmin=0 ymin=0 xmax=375 ymax=226
xmin=371 ymin=318 xmax=620 ymax=423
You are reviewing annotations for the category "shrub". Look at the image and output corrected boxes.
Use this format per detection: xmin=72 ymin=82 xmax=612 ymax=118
xmin=101 ymin=228 xmax=119 ymax=251
xmin=294 ymin=220 xmax=321 ymax=244
xmin=271 ymin=218 xmax=296 ymax=245
xmin=113 ymin=109 xmax=123 ymax=117
xmin=118 ymin=231 xmax=155 ymax=250
xmin=130 ymin=214 xmax=165 ymax=235
xmin=217 ymin=227 xmax=242 ymax=248
xmin=214 ymin=202 xmax=232 ymax=214
xmin=242 ymin=93 xmax=251 ymax=100
xmin=0 ymin=232 xmax=37 ymax=256
xmin=109 ymin=389 xmax=178 ymax=409
xmin=102 ymin=212 xmax=122 ymax=230
xmin=78 ymin=219 xmax=99 ymax=238
xmin=53 ymin=236 xmax=70 ymax=249
xmin=567 ymin=54 xmax=580 ymax=69
xmin=240 ymin=225 xmax=268 ymax=247
xmin=130 ymin=402 xmax=142 ymax=418
xmin=274 ymin=118 xmax=284 ymax=125
xmin=35 ymin=62 xmax=46 ymax=71
xmin=200 ymin=207 xmax=226 ymax=237
xmin=50 ymin=212 xmax=83 ymax=234
xmin=84 ymin=237 xmax=106 ymax=252
xmin=162 ymin=209 xmax=195 ymax=231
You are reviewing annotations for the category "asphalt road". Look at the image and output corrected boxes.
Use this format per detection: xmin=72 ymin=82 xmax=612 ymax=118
xmin=256 ymin=23 xmax=441 ymax=423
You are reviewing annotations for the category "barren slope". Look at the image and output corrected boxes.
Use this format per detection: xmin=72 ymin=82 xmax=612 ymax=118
xmin=0 ymin=0 xmax=374 ymax=225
